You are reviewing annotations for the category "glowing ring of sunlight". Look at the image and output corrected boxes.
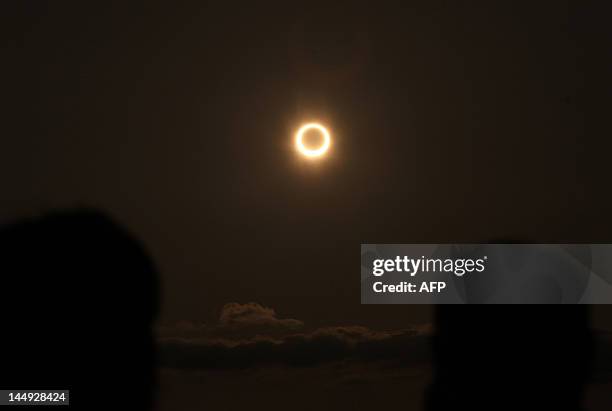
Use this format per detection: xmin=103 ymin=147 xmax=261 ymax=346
xmin=295 ymin=123 xmax=331 ymax=158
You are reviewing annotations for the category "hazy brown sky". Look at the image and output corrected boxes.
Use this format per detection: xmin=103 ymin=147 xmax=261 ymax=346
xmin=4 ymin=2 xmax=612 ymax=410
xmin=3 ymin=0 xmax=612 ymax=340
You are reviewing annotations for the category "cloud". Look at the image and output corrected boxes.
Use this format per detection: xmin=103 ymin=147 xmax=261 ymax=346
xmin=157 ymin=303 xmax=612 ymax=388
xmin=157 ymin=330 xmax=430 ymax=370
xmin=219 ymin=302 xmax=304 ymax=330
xmin=157 ymin=303 xmax=431 ymax=370
xmin=157 ymin=302 xmax=612 ymax=387
xmin=157 ymin=302 xmax=304 ymax=340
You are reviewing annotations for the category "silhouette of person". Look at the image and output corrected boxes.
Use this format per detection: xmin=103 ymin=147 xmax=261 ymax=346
xmin=0 ymin=209 xmax=160 ymax=410
xmin=426 ymin=304 xmax=593 ymax=411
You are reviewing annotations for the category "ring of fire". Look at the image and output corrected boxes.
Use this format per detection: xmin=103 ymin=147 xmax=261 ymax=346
xmin=295 ymin=123 xmax=331 ymax=158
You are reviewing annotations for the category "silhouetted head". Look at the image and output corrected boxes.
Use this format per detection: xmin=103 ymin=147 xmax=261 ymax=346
xmin=426 ymin=305 xmax=593 ymax=411
xmin=426 ymin=239 xmax=594 ymax=411
xmin=0 ymin=209 xmax=160 ymax=410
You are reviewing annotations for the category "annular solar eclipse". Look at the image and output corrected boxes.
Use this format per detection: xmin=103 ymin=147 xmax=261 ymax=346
xmin=295 ymin=123 xmax=331 ymax=158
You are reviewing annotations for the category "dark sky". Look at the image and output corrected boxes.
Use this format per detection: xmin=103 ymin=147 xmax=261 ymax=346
xmin=5 ymin=1 xmax=612 ymax=325
xmin=3 ymin=4 xmax=612 ymax=408
xmin=4 ymin=0 xmax=612 ymax=310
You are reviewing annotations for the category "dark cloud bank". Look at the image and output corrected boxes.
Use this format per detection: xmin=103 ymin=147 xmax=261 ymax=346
xmin=158 ymin=303 xmax=612 ymax=383
xmin=157 ymin=302 xmax=430 ymax=369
